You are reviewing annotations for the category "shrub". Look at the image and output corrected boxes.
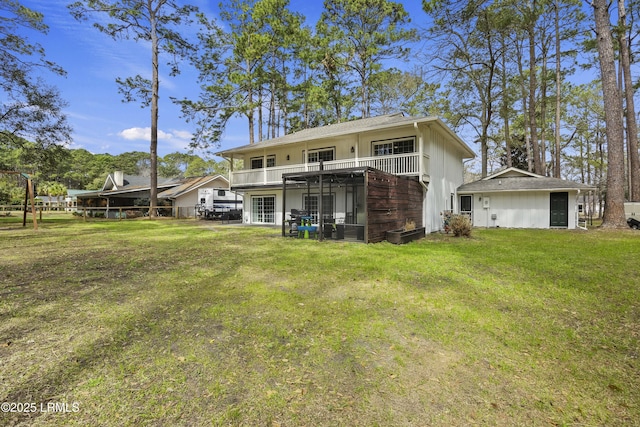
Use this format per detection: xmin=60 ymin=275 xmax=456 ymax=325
xmin=449 ymin=214 xmax=472 ymax=237
xmin=403 ymin=219 xmax=416 ymax=231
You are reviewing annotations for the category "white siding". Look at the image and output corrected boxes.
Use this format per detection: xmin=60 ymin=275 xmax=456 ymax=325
xmin=469 ymin=191 xmax=581 ymax=229
xmin=424 ymin=125 xmax=465 ymax=233
xmin=243 ymin=189 xmax=282 ymax=225
xmin=173 ymin=192 xmax=199 ymax=218
xmin=169 ymin=176 xmax=231 ymax=218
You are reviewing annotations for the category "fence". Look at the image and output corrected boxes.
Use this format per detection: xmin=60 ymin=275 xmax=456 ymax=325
xmin=1 ymin=205 xmax=242 ymax=223
xmin=0 ymin=205 xmax=25 ymax=212
xmin=75 ymin=206 xmax=174 ymax=220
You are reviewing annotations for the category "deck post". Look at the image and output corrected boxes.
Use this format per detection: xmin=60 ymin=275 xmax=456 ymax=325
xmin=319 ymin=169 xmax=324 ymax=242
xmin=282 ymin=178 xmax=287 ymax=237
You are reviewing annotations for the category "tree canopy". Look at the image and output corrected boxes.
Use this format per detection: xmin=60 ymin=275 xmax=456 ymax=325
xmin=0 ymin=0 xmax=72 ymax=156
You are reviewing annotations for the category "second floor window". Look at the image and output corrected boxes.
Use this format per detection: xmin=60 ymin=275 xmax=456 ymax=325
xmin=373 ymin=138 xmax=415 ymax=156
xmin=250 ymin=155 xmax=275 ymax=169
xmin=266 ymin=156 xmax=275 ymax=167
xmin=307 ymin=148 xmax=334 ymax=163
xmin=251 ymin=157 xmax=262 ymax=169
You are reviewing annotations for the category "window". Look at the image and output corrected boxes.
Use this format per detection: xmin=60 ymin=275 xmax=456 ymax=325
xmin=307 ymin=148 xmax=334 ymax=163
xmin=372 ymin=137 xmax=415 ymax=156
xmin=251 ymin=157 xmax=263 ymax=169
xmin=374 ymin=143 xmax=393 ymax=156
xmin=250 ymin=155 xmax=275 ymax=169
xmin=217 ymin=190 xmax=226 ymax=197
xmin=251 ymin=195 xmax=275 ymax=224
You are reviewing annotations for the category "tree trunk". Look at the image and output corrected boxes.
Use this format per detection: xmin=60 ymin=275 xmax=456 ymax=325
xmin=540 ymin=51 xmax=547 ymax=175
xmin=527 ymin=2 xmax=542 ymax=175
xmin=258 ymin=87 xmax=263 ymax=142
xmin=501 ymin=33 xmax=512 ymax=168
xmin=592 ymin=0 xmax=627 ymax=227
xmin=247 ymin=59 xmax=255 ymax=145
xmin=598 ymin=128 xmax=605 ymax=218
xmin=554 ymin=0 xmax=562 ymax=178
xmin=149 ymin=4 xmax=159 ymax=218
xmin=516 ymin=37 xmax=533 ymax=172
xmin=618 ymin=0 xmax=640 ymax=201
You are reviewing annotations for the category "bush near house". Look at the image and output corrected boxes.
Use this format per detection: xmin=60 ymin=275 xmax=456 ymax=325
xmin=449 ymin=214 xmax=473 ymax=237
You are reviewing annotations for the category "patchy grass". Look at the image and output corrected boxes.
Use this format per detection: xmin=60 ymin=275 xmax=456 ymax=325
xmin=0 ymin=215 xmax=638 ymax=426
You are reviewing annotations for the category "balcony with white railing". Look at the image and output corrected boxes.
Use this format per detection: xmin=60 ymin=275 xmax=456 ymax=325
xmin=230 ymin=153 xmax=425 ymax=187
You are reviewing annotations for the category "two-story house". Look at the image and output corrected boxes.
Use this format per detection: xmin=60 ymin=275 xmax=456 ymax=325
xmin=217 ymin=113 xmax=475 ymax=242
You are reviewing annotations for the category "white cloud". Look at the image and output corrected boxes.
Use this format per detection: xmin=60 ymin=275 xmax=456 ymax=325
xmin=117 ymin=128 xmax=194 ymax=155
xmin=118 ymin=127 xmax=186 ymax=142
xmin=171 ymin=130 xmax=193 ymax=140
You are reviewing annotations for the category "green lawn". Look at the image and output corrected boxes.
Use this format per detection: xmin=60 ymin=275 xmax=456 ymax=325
xmin=1 ymin=214 xmax=639 ymax=426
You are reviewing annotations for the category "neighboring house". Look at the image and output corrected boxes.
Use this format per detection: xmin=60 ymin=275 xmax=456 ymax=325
xmin=38 ymin=189 xmax=89 ymax=211
xmin=35 ymin=195 xmax=62 ymax=210
xmin=76 ymin=171 xmax=181 ymax=217
xmin=216 ymin=113 xmax=476 ymax=242
xmin=157 ymin=175 xmax=233 ymax=218
xmin=456 ymin=167 xmax=596 ymax=229
xmin=65 ymin=189 xmax=90 ymax=212
xmin=76 ymin=172 xmax=235 ymax=219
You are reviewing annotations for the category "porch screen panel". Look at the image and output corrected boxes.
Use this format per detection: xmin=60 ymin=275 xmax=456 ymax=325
xmin=304 ymin=194 xmax=334 ymax=222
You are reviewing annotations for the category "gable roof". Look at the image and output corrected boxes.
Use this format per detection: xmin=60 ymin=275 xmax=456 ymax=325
xmin=157 ymin=175 xmax=230 ymax=199
xmin=458 ymin=167 xmax=596 ymax=193
xmin=77 ymin=173 xmax=182 ymax=199
xmin=216 ymin=113 xmax=475 ymax=158
xmin=102 ymin=173 xmax=176 ymax=191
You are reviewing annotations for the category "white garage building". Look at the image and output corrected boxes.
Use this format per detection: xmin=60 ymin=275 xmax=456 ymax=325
xmin=457 ymin=168 xmax=595 ymax=229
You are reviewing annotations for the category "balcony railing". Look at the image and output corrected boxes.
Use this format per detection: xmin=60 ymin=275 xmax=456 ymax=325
xmin=231 ymin=153 xmax=424 ymax=187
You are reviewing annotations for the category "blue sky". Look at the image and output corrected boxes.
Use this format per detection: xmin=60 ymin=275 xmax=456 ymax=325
xmin=19 ymin=0 xmax=428 ymax=160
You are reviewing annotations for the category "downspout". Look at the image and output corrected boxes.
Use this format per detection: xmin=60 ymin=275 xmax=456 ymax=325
xmin=319 ymin=162 xmax=324 ymax=242
xmin=415 ymin=122 xmax=424 ymax=179
xmin=282 ymin=178 xmax=287 ymax=237
xmin=415 ymin=122 xmax=429 ymax=230
xmin=576 ymin=189 xmax=587 ymax=230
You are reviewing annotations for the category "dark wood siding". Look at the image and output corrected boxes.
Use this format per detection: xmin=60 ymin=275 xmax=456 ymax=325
xmin=366 ymin=169 xmax=424 ymax=243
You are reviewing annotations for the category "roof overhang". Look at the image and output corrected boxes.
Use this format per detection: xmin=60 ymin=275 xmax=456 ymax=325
xmin=457 ymin=187 xmax=596 ymax=195
xmin=158 ymin=175 xmax=230 ymax=199
xmin=77 ymin=182 xmax=178 ymax=198
xmin=216 ymin=115 xmax=475 ymax=160
xmin=283 ymin=166 xmax=371 ymax=182
xmin=457 ymin=167 xmax=596 ymax=194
